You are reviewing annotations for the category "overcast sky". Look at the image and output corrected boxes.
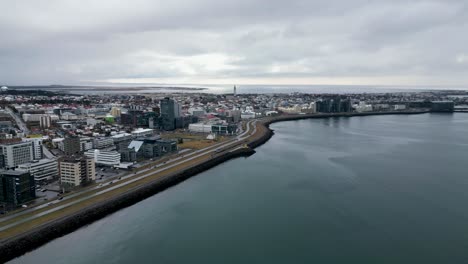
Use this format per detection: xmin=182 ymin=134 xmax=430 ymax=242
xmin=1 ymin=0 xmax=468 ymax=86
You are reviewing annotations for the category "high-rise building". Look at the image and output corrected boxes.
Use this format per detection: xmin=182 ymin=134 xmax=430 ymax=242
xmin=0 ymin=140 xmax=33 ymax=169
xmin=58 ymin=155 xmax=96 ymax=187
xmin=160 ymin=97 xmax=178 ymax=131
xmin=0 ymin=170 xmax=35 ymax=205
xmin=63 ymin=136 xmax=81 ymax=155
xmin=234 ymin=85 xmax=237 ymax=96
xmin=18 ymin=158 xmax=58 ymax=184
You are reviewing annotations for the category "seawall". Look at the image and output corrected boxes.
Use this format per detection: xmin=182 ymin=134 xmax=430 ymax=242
xmin=0 ymin=110 xmax=430 ymax=262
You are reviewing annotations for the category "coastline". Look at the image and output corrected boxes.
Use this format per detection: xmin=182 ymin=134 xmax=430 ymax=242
xmin=0 ymin=110 xmax=431 ymax=263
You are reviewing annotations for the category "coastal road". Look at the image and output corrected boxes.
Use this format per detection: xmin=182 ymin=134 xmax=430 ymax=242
xmin=0 ymin=119 xmax=258 ymax=233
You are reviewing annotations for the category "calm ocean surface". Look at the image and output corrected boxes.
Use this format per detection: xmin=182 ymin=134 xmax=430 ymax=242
xmin=10 ymin=113 xmax=468 ymax=263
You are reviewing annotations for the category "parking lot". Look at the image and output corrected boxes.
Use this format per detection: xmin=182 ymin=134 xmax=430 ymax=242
xmin=95 ymin=166 xmax=127 ymax=182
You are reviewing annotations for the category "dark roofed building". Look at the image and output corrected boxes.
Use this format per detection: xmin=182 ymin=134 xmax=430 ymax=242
xmin=0 ymin=170 xmax=35 ymax=205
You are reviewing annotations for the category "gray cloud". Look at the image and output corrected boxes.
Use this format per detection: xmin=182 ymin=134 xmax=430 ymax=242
xmin=0 ymin=0 xmax=468 ymax=86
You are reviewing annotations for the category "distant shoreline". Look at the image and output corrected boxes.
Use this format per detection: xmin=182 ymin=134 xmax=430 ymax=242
xmin=9 ymin=85 xmax=207 ymax=91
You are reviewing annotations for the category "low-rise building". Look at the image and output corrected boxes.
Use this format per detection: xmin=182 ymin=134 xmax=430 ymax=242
xmin=18 ymin=158 xmax=58 ymax=184
xmin=131 ymin=128 xmax=154 ymax=138
xmin=394 ymin=104 xmax=407 ymax=111
xmin=189 ymin=123 xmax=213 ymax=133
xmin=85 ymin=149 xmax=121 ymax=166
xmin=93 ymin=137 xmax=115 ymax=149
xmin=0 ymin=140 xmax=33 ymax=169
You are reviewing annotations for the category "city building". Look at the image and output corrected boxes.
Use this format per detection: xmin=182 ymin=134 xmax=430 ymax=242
xmin=140 ymin=137 xmax=177 ymax=159
xmin=431 ymin=101 xmax=455 ymax=112
xmin=93 ymin=137 xmax=115 ymax=149
xmin=63 ymin=136 xmax=81 ymax=155
xmin=58 ymin=155 xmax=96 ymax=187
xmin=211 ymin=124 xmax=238 ymax=135
xmin=24 ymin=137 xmax=43 ymax=160
xmin=160 ymin=97 xmax=180 ymax=131
xmin=0 ymin=170 xmax=35 ymax=205
xmin=79 ymin=137 xmax=93 ymax=152
xmin=40 ymin=115 xmax=52 ymax=128
xmin=18 ymin=158 xmax=58 ymax=184
xmin=0 ymin=140 xmax=33 ymax=169
xmin=112 ymin=133 xmax=133 ymax=151
xmin=394 ymin=104 xmax=407 ymax=111
xmin=189 ymin=122 xmax=213 ymax=133
xmin=84 ymin=149 xmax=121 ymax=166
xmin=110 ymin=107 xmax=122 ymax=117
xmin=131 ymin=128 xmax=154 ymax=138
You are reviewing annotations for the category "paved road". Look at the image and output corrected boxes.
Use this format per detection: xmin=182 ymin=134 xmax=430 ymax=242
xmin=5 ymin=107 xmax=29 ymax=135
xmin=0 ymin=119 xmax=257 ymax=232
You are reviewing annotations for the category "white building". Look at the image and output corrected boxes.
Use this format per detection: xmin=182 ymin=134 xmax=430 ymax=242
xmin=23 ymin=138 xmax=43 ymax=160
xmin=131 ymin=128 xmax=154 ymax=138
xmin=278 ymin=105 xmax=302 ymax=114
xmin=61 ymin=112 xmax=78 ymax=120
xmin=22 ymin=114 xmax=43 ymax=122
xmin=85 ymin=149 xmax=121 ymax=166
xmin=394 ymin=104 xmax=407 ymax=111
xmin=353 ymin=102 xmax=373 ymax=112
xmin=40 ymin=115 xmax=52 ymax=128
xmin=241 ymin=111 xmax=256 ymax=119
xmin=189 ymin=123 xmax=213 ymax=133
xmin=188 ymin=107 xmax=206 ymax=117
xmin=18 ymin=158 xmax=58 ymax=183
xmin=0 ymin=141 xmax=33 ymax=169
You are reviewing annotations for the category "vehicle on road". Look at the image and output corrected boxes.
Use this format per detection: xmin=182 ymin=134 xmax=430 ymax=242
xmin=47 ymin=203 xmax=53 ymax=206
xmin=58 ymin=197 xmax=64 ymax=200
xmin=21 ymin=205 xmax=28 ymax=208
xmin=215 ymin=148 xmax=223 ymax=153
